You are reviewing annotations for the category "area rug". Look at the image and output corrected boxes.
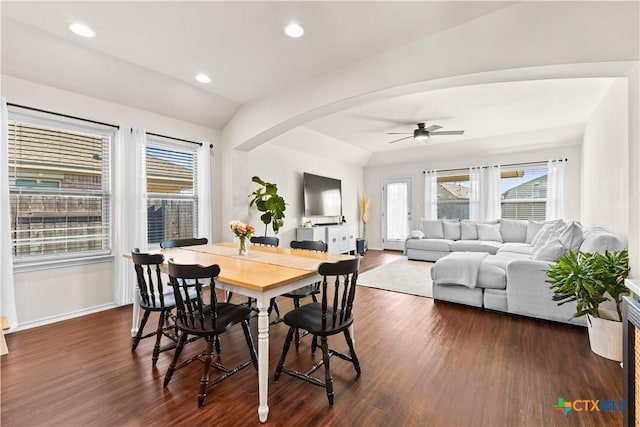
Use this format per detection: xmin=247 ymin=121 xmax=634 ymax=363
xmin=357 ymin=257 xmax=433 ymax=298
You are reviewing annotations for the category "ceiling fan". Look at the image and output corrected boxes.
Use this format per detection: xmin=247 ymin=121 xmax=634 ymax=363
xmin=387 ymin=122 xmax=465 ymax=144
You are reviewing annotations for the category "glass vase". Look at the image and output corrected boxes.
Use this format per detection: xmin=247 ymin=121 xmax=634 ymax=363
xmin=237 ymin=236 xmax=248 ymax=255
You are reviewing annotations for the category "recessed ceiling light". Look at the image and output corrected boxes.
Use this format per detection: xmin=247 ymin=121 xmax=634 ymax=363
xmin=284 ymin=23 xmax=304 ymax=38
xmin=68 ymin=22 xmax=95 ymax=38
xmin=195 ymin=73 xmax=211 ymax=84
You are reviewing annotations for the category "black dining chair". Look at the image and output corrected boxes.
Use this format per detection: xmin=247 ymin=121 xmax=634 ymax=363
xmin=286 ymin=240 xmax=327 ymax=349
xmin=274 ymin=257 xmax=361 ymax=406
xmin=163 ymin=260 xmax=258 ymax=407
xmin=130 ymin=249 xmax=179 ymax=366
xmin=159 ymin=237 xmax=208 ymax=249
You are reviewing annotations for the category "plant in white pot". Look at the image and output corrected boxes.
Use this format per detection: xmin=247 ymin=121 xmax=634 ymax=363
xmin=547 ymin=249 xmax=629 ymax=361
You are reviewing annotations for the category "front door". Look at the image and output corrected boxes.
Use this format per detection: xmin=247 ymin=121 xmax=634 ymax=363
xmin=382 ymin=177 xmax=412 ymax=250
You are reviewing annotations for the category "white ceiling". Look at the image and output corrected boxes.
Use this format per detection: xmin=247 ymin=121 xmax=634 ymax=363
xmin=0 ymin=1 xmax=619 ymax=158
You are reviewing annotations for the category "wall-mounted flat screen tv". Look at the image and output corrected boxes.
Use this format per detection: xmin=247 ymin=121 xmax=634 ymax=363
xmin=303 ymin=172 xmax=342 ymax=217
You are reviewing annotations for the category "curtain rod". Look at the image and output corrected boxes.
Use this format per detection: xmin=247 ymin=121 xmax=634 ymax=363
xmin=146 ymin=131 xmax=204 ymax=147
xmin=8 ymin=103 xmax=210 ymax=148
xmin=423 ymin=158 xmax=567 ymax=174
xmin=7 ymin=103 xmax=119 ymax=129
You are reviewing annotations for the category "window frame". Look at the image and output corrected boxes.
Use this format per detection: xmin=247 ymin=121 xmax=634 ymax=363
xmin=144 ymin=136 xmax=199 ymax=247
xmin=7 ymin=110 xmax=114 ymax=268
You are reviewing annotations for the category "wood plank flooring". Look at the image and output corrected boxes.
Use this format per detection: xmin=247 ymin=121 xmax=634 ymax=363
xmin=1 ymin=250 xmax=623 ymax=426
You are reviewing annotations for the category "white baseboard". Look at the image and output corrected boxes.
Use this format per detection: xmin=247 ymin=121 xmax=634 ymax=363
xmin=6 ymin=303 xmax=118 ymax=334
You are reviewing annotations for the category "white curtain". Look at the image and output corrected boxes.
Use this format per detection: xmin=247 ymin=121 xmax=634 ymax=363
xmin=198 ymin=142 xmax=213 ymax=240
xmin=546 ymin=159 xmax=566 ymax=220
xmin=113 ymin=125 xmax=147 ymax=307
xmin=423 ymin=170 xmax=438 ymax=220
xmin=484 ymin=165 xmax=501 ymax=221
xmin=469 ymin=165 xmax=501 ymax=221
xmin=469 ymin=167 xmax=482 ymax=221
xmin=1 ymin=98 xmax=18 ymax=329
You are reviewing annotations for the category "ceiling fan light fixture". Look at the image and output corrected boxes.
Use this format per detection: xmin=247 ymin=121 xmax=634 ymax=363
xmin=414 ymin=130 xmax=430 ymax=140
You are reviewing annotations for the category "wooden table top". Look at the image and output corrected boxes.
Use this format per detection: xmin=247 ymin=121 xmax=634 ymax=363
xmin=127 ymin=242 xmax=353 ymax=292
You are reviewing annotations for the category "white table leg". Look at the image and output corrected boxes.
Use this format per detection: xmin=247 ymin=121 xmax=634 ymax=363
xmin=131 ymin=291 xmax=140 ymax=337
xmin=256 ymin=297 xmax=270 ymax=422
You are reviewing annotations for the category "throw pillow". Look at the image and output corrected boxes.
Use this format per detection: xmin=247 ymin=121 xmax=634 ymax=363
xmin=531 ymin=219 xmax=565 ymax=248
xmin=421 ymin=219 xmax=444 ymax=239
xmin=532 ymin=239 xmax=566 ymax=261
xmin=477 ymin=223 xmax=503 ymax=242
xmin=499 ymin=219 xmax=527 ymax=243
xmin=460 ymin=221 xmax=478 ymax=240
xmin=443 ymin=221 xmax=461 ymax=241
xmin=558 ymin=221 xmax=584 ymax=252
xmin=526 ymin=219 xmax=544 ymax=244
xmin=406 ymin=230 xmax=424 ymax=240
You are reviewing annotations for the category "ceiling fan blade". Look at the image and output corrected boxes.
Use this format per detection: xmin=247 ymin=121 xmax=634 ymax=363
xmin=386 ymin=132 xmax=412 ymax=135
xmin=429 ymin=130 xmax=465 ymax=136
xmin=425 ymin=124 xmax=443 ymax=132
xmin=388 ymin=136 xmax=413 ymax=144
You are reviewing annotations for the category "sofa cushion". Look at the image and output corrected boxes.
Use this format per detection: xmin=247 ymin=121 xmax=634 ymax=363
xmin=460 ymin=221 xmax=478 ymax=240
xmin=443 ymin=221 xmax=461 ymax=241
xmin=532 ymin=239 xmax=565 ymax=261
xmin=477 ymin=256 xmax=510 ymax=289
xmin=559 ymin=221 xmax=584 ymax=252
xmin=477 ymin=223 xmax=503 ymax=242
xmin=405 ymin=238 xmax=453 ymax=252
xmin=422 ymin=219 xmax=444 ymax=239
xmin=497 ymin=242 xmax=535 ymax=256
xmin=450 ymin=240 xmax=501 ymax=255
xmin=531 ymin=219 xmax=565 ymax=248
xmin=526 ymin=220 xmax=544 ymax=244
xmin=500 ymin=219 xmax=527 ymax=243
xmin=580 ymin=227 xmax=626 ymax=253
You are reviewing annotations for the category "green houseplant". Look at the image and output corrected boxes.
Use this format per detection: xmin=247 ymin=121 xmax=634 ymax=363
xmin=547 ymin=249 xmax=629 ymax=361
xmin=248 ymin=176 xmax=287 ymax=235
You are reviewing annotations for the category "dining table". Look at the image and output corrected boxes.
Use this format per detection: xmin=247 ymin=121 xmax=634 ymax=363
xmin=127 ymin=241 xmax=354 ymax=423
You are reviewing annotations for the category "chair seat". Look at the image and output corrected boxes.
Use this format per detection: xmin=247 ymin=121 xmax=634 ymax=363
xmin=282 ymin=284 xmax=320 ymax=299
xmin=139 ymin=289 xmax=197 ymax=311
xmin=176 ymin=303 xmax=253 ymax=336
xmin=283 ymin=303 xmax=353 ymax=336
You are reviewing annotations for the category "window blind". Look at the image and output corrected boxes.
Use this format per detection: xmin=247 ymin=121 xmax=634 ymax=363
xmin=145 ymin=140 xmax=198 ymax=244
xmin=499 ymin=163 xmax=548 ymax=220
xmin=8 ymin=120 xmax=112 ymax=260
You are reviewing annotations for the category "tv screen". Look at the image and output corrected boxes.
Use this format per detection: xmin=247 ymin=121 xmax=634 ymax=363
xmin=303 ymin=172 xmax=342 ymax=217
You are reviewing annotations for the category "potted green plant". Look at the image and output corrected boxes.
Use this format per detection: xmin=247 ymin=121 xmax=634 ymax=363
xmin=547 ymin=249 xmax=629 ymax=361
xmin=248 ymin=176 xmax=287 ymax=235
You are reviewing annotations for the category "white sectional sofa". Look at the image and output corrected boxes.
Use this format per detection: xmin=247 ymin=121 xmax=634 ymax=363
xmin=405 ymin=219 xmax=625 ymax=326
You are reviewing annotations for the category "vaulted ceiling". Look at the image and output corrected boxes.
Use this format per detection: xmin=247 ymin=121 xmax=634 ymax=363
xmin=1 ymin=2 xmax=635 ymax=162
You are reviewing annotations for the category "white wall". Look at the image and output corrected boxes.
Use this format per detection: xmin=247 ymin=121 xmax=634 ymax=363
xmin=364 ymin=142 xmax=582 ymax=250
xmin=2 ymin=76 xmax=221 ymax=327
xmin=582 ymin=78 xmax=629 ymax=242
xmin=246 ymin=133 xmax=364 ymax=248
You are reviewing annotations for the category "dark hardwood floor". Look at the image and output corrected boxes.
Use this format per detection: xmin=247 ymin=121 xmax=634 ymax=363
xmin=1 ymin=250 xmax=623 ymax=426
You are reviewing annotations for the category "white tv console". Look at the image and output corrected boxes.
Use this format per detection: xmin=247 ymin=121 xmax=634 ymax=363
xmin=296 ymin=224 xmax=357 ymax=254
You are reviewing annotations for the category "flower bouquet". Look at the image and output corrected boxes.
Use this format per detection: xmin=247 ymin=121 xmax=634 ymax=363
xmin=229 ymin=220 xmax=255 ymax=255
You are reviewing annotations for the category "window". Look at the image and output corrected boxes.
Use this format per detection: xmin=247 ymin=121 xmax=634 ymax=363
xmin=8 ymin=116 xmax=112 ymax=261
xmin=145 ymin=140 xmax=198 ymax=244
xmin=500 ymin=163 xmax=548 ymax=220
xmin=437 ymin=170 xmax=470 ymax=220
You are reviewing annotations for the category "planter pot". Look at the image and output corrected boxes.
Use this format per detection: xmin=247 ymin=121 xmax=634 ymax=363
xmin=586 ymin=314 xmax=622 ymax=362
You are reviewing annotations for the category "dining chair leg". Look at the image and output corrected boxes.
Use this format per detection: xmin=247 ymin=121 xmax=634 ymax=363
xmin=214 ymin=335 xmax=221 ymax=354
xmin=198 ymin=338 xmax=215 ymax=407
xmin=241 ymin=320 xmax=258 ymax=369
xmin=273 ymin=327 xmax=295 ymax=381
xmin=321 ymin=336 xmax=334 ymax=406
xmin=293 ymin=298 xmax=301 ymax=350
xmin=152 ymin=310 xmax=166 ymax=366
xmin=344 ymin=329 xmax=361 ymax=375
xmin=131 ymin=310 xmax=151 ymax=351
xmin=163 ymin=333 xmax=188 ymax=387
xmin=311 ymin=335 xmax=318 ymax=355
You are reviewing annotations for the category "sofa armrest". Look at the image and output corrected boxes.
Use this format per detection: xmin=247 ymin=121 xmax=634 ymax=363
xmin=404 ymin=230 xmax=424 ymax=255
xmin=506 ymin=259 xmax=585 ymax=326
